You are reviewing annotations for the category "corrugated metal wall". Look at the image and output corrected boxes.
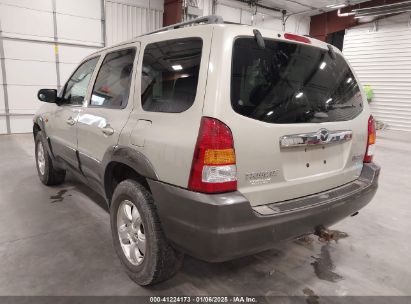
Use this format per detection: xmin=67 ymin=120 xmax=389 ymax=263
xmin=105 ymin=0 xmax=163 ymax=46
xmin=344 ymin=13 xmax=411 ymax=132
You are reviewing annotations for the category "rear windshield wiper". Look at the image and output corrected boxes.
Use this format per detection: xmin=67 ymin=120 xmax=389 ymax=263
xmin=253 ymin=29 xmax=265 ymax=49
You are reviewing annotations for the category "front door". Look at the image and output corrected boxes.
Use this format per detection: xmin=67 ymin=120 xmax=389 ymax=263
xmin=47 ymin=57 xmax=100 ymax=170
xmin=77 ymin=46 xmax=138 ymax=188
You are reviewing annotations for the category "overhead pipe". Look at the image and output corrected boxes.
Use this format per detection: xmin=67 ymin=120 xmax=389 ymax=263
xmin=354 ymin=4 xmax=411 ymax=18
xmin=353 ymin=0 xmax=411 ymax=13
xmin=335 ymin=1 xmax=411 ymax=18
xmin=337 ymin=8 xmax=355 ymax=17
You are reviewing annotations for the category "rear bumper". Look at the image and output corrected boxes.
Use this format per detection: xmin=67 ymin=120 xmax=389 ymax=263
xmin=148 ymin=163 xmax=380 ymax=262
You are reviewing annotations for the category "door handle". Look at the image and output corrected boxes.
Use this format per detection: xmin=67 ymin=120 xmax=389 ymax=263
xmin=66 ymin=117 xmax=75 ymax=126
xmin=102 ymin=125 xmax=114 ymax=136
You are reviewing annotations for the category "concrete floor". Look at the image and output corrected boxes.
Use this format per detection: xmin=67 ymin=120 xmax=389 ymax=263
xmin=0 ymin=131 xmax=410 ymax=297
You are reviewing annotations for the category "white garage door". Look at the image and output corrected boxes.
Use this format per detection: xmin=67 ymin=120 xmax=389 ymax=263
xmin=0 ymin=0 xmax=163 ymax=134
xmin=344 ymin=13 xmax=411 ymax=132
xmin=0 ymin=0 xmax=103 ymax=134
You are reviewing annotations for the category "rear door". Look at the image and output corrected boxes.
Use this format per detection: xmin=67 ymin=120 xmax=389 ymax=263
xmin=77 ymin=45 xmax=138 ymax=187
xmin=207 ymin=33 xmax=369 ymax=206
xmin=127 ymin=31 xmax=212 ymax=188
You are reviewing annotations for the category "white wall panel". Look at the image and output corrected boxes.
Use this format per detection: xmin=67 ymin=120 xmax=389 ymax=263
xmin=9 ymin=116 xmax=33 ymax=134
xmin=0 ymin=4 xmax=54 ymax=39
xmin=6 ymin=85 xmax=47 ymax=114
xmin=0 ymin=0 xmax=52 ymax=12
xmin=55 ymin=0 xmax=102 ymax=19
xmin=2 ymin=40 xmax=55 ymax=62
xmin=56 ymin=14 xmax=102 ymax=44
xmin=344 ymin=13 xmax=411 ymax=132
xmin=215 ymin=4 xmax=241 ymax=23
xmin=58 ymin=45 xmax=99 ymax=64
xmin=4 ymin=60 xmax=57 ymax=86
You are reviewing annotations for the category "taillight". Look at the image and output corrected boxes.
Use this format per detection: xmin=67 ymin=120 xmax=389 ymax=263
xmin=284 ymin=33 xmax=311 ymax=44
xmin=188 ymin=117 xmax=237 ymax=193
xmin=364 ymin=115 xmax=376 ymax=163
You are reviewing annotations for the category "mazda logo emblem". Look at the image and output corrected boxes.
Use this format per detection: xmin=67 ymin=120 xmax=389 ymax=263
xmin=319 ymin=129 xmax=329 ymax=142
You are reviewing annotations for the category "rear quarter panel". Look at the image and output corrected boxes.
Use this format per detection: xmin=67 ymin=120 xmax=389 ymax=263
xmin=120 ymin=26 xmax=214 ymax=188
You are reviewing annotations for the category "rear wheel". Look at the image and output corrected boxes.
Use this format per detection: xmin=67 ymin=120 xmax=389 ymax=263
xmin=35 ymin=132 xmax=66 ymax=185
xmin=110 ymin=179 xmax=183 ymax=285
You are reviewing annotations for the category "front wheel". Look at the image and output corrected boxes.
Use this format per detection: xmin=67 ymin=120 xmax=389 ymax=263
xmin=110 ymin=179 xmax=183 ymax=285
xmin=35 ymin=132 xmax=66 ymax=185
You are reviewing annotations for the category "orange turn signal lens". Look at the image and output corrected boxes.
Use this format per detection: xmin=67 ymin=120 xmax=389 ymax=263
xmin=204 ymin=149 xmax=236 ymax=165
xmin=368 ymin=133 xmax=376 ymax=145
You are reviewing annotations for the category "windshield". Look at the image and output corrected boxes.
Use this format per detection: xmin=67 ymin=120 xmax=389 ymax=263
xmin=231 ymin=38 xmax=363 ymax=124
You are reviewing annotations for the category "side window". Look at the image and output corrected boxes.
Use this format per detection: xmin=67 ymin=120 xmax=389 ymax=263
xmin=62 ymin=57 xmax=99 ymax=105
xmin=90 ymin=48 xmax=136 ymax=108
xmin=141 ymin=38 xmax=203 ymax=113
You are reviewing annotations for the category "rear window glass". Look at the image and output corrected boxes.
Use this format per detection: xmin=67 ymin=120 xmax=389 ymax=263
xmin=141 ymin=38 xmax=203 ymax=113
xmin=231 ymin=38 xmax=363 ymax=124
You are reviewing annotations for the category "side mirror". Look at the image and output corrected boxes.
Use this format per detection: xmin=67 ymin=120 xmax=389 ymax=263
xmin=38 ymin=89 xmax=58 ymax=103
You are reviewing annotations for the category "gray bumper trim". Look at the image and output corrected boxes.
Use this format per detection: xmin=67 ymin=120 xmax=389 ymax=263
xmin=255 ymin=163 xmax=380 ymax=215
xmin=148 ymin=163 xmax=380 ymax=262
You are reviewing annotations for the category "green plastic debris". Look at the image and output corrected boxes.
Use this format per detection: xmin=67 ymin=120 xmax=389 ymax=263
xmin=364 ymin=85 xmax=374 ymax=102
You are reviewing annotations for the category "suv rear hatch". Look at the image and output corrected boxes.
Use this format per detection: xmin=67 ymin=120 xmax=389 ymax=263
xmin=229 ymin=36 xmax=368 ymax=206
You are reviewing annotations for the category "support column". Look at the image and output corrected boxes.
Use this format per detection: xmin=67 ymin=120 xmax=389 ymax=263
xmin=101 ymin=0 xmax=107 ymax=47
xmin=51 ymin=0 xmax=61 ymax=90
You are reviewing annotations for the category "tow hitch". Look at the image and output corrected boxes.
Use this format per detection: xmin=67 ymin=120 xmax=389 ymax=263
xmin=315 ymin=227 xmax=349 ymax=243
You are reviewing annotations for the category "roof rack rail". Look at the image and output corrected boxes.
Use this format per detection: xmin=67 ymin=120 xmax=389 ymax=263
xmin=138 ymin=15 xmax=224 ymax=37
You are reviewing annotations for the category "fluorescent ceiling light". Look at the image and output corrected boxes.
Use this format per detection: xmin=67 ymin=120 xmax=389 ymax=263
xmin=172 ymin=64 xmax=183 ymax=71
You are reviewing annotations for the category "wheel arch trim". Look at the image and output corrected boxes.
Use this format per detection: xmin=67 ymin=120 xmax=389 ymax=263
xmin=102 ymin=146 xmax=159 ymax=200
xmin=33 ymin=115 xmax=56 ymax=160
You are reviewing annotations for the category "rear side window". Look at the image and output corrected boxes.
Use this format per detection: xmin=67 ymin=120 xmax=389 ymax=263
xmin=91 ymin=48 xmax=136 ymax=108
xmin=231 ymin=38 xmax=363 ymax=124
xmin=141 ymin=38 xmax=203 ymax=113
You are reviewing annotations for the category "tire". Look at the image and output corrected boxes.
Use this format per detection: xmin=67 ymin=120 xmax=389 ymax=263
xmin=35 ymin=131 xmax=66 ymax=186
xmin=110 ymin=179 xmax=183 ymax=286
